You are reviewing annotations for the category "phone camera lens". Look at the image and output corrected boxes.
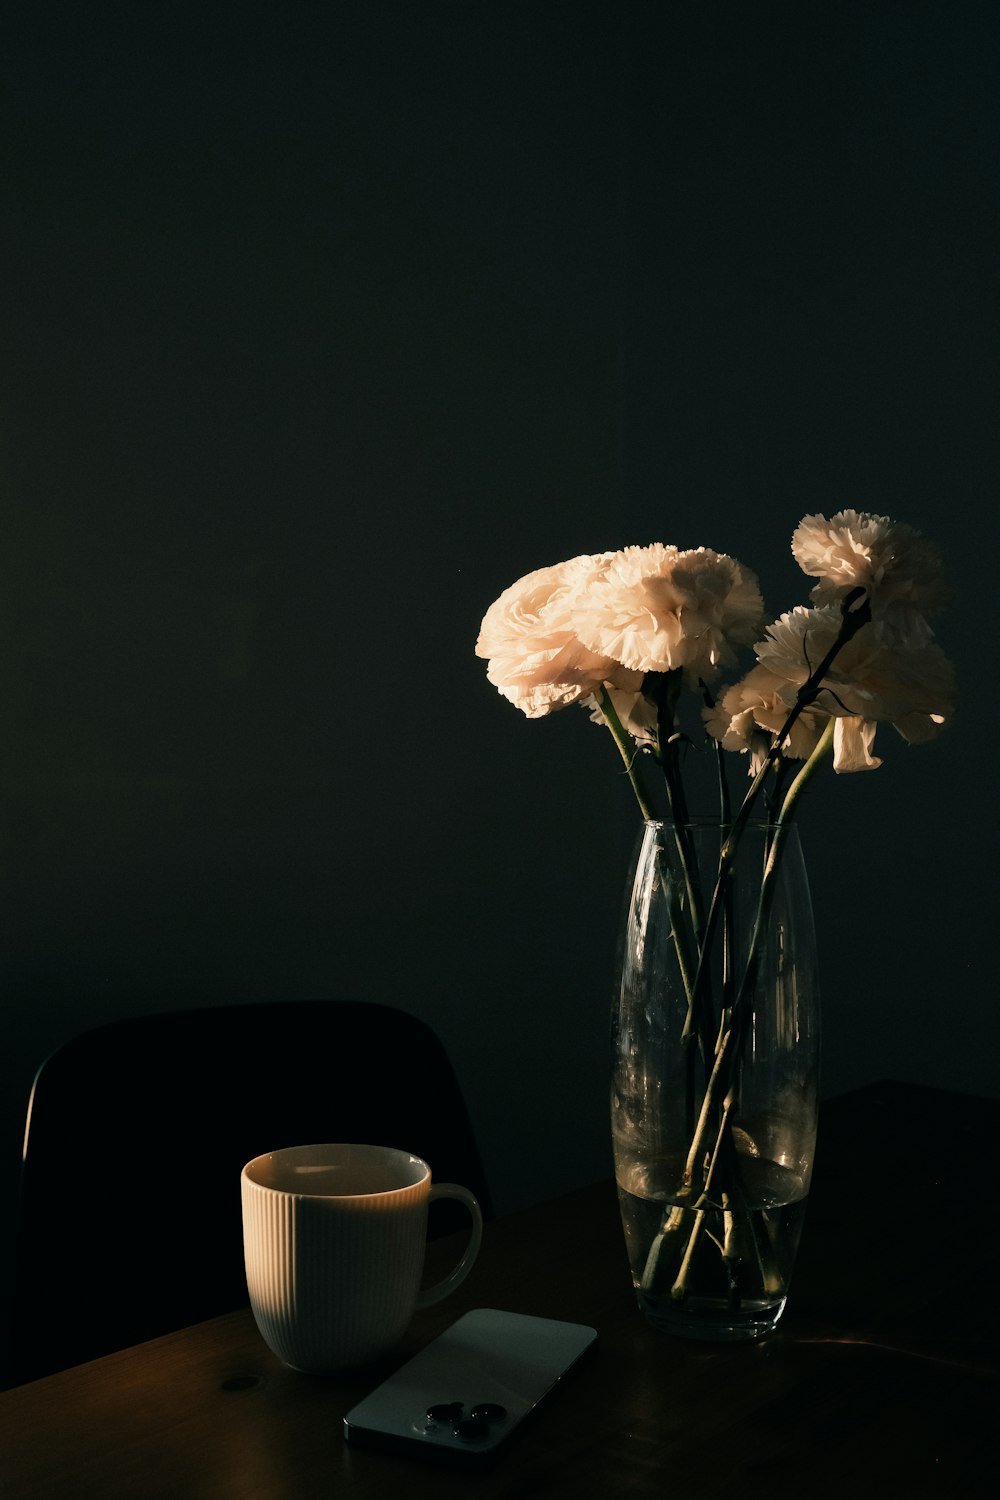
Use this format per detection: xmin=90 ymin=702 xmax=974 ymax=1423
xmin=426 ymin=1401 xmax=463 ymax=1424
xmin=470 ymin=1403 xmax=507 ymax=1422
xmin=453 ymin=1416 xmax=490 ymax=1441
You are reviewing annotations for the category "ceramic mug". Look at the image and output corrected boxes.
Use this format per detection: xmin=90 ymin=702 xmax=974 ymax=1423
xmin=241 ymin=1142 xmax=483 ymax=1373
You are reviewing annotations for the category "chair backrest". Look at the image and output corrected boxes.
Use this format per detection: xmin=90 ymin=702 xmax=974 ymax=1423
xmin=9 ymin=999 xmax=491 ymax=1385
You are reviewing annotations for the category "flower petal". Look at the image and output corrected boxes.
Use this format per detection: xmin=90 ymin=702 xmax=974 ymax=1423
xmin=832 ymin=717 xmax=882 ymax=772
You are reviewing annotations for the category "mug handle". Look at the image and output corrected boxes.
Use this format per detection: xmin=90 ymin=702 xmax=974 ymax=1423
xmin=414 ymin=1184 xmax=484 ymax=1309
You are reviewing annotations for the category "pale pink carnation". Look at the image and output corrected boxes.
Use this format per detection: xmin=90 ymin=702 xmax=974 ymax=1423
xmin=755 ymin=605 xmax=955 ymax=771
xmin=706 ymin=601 xmax=956 ymax=774
xmin=475 ymin=553 xmax=643 ymax=718
xmin=572 ymin=544 xmax=765 ymax=685
xmin=791 ymin=509 xmax=948 ymax=633
xmin=704 ymin=666 xmax=830 ymax=772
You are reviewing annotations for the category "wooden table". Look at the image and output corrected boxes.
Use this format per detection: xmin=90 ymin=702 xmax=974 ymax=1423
xmin=1 ymin=1082 xmax=997 ymax=1498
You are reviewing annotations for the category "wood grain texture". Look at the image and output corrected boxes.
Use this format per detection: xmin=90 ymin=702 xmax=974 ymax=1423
xmin=1 ymin=1083 xmax=997 ymax=1498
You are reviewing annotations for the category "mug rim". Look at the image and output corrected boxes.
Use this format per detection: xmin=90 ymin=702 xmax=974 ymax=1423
xmin=241 ymin=1141 xmax=431 ymax=1198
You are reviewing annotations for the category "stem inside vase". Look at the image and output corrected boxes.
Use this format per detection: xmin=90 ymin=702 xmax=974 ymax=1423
xmin=611 ymin=820 xmax=820 ymax=1342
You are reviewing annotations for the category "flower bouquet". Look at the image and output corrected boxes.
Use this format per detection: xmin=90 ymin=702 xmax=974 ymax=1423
xmin=476 ymin=511 xmax=955 ymax=1338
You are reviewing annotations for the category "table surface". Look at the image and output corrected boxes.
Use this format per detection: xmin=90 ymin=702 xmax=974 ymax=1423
xmin=1 ymin=1081 xmax=998 ymax=1499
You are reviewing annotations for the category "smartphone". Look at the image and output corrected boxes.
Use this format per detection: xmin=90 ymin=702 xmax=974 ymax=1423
xmin=343 ymin=1307 xmax=597 ymax=1468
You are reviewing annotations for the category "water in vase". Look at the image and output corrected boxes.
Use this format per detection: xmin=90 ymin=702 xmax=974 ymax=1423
xmin=616 ymin=1150 xmax=808 ymax=1341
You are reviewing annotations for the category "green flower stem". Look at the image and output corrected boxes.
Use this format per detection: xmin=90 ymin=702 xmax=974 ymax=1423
xmin=733 ymin=714 xmax=835 ymax=1012
xmin=644 ymin=717 xmax=837 ymax=1304
xmin=654 ymin=673 xmax=707 ymax=958
xmin=662 ymin=746 xmax=714 ymax=1060
xmin=685 ymin=717 xmax=835 ymax=1190
xmin=663 ymin=756 xmax=704 ymax=948
xmin=596 ymin=688 xmax=706 ymax=1028
xmin=676 ymin=1012 xmax=739 ymax=1199
xmin=596 ymin=687 xmax=702 ymax=1014
xmin=650 ymin=713 xmax=713 ymax=1063
xmin=683 ymin=590 xmax=869 ymax=1047
xmin=665 ymin=875 xmax=698 ymax=1011
xmin=670 ymin=1208 xmax=706 ymax=1301
xmin=651 ymin=672 xmax=711 ymax=1043
xmin=596 ymin=686 xmax=657 ymax=823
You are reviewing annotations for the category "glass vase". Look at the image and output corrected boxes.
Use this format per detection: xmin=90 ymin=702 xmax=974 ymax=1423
xmin=611 ymin=820 xmax=820 ymax=1341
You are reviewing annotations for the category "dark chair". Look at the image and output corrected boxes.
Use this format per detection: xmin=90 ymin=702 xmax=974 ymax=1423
xmin=9 ymin=999 xmax=491 ymax=1386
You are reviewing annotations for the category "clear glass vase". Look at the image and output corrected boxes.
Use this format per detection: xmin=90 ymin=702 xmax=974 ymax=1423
xmin=611 ymin=820 xmax=820 ymax=1341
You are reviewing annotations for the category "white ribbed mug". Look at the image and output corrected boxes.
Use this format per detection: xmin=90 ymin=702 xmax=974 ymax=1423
xmin=241 ymin=1143 xmax=483 ymax=1373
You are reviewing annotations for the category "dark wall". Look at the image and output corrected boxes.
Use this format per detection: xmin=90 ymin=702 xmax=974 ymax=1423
xmin=0 ymin=2 xmax=631 ymax=1380
xmin=2 ymin=0 xmax=996 ymax=1376
xmin=617 ymin=0 xmax=998 ymax=1106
